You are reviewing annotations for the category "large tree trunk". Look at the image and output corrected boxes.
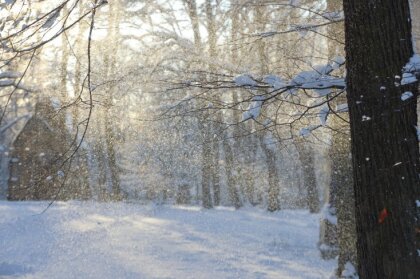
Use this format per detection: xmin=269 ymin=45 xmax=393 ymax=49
xmin=344 ymin=0 xmax=420 ymax=277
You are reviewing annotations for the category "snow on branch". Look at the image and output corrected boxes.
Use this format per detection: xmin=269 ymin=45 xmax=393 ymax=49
xmin=233 ymin=58 xmax=345 ymax=94
xmin=254 ymin=20 xmax=344 ymax=39
xmin=401 ymin=54 xmax=420 ymax=85
xmin=242 ymin=95 xmax=265 ymax=121
xmin=0 ymin=70 xmax=31 ymax=91
xmin=170 ymin=57 xmax=347 ymax=139
xmin=321 ymin=11 xmax=344 ymax=21
xmin=299 ymin=125 xmax=321 ymax=137
xmin=0 ymin=71 xmax=21 ymax=79
xmin=237 ymin=57 xmax=346 ymax=124
xmin=0 ymin=114 xmax=30 ymax=134
xmin=234 ymin=74 xmax=258 ymax=87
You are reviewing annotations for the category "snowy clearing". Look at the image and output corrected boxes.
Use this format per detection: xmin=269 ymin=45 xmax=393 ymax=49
xmin=0 ymin=202 xmax=335 ymax=279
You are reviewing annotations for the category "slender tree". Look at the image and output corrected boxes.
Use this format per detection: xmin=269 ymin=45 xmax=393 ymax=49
xmin=102 ymin=0 xmax=122 ymax=200
xmin=222 ymin=0 xmax=242 ymax=208
xmin=318 ymin=0 xmax=358 ymax=275
xmin=205 ymin=0 xmax=221 ymax=206
xmin=327 ymin=0 xmax=357 ymax=274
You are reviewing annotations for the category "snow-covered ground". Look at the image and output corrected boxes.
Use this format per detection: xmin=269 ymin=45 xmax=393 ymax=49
xmin=0 ymin=201 xmax=335 ymax=279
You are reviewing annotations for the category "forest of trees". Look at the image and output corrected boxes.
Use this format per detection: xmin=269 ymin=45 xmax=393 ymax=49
xmin=0 ymin=0 xmax=419 ymax=278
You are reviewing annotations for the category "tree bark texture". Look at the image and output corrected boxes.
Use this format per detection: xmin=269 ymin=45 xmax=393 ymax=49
xmin=344 ymin=0 xmax=420 ymax=277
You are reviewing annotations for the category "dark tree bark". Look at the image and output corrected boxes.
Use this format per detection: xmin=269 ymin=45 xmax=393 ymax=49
xmin=344 ymin=0 xmax=420 ymax=277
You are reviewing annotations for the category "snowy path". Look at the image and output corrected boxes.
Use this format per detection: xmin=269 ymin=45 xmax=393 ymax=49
xmin=0 ymin=202 xmax=335 ymax=279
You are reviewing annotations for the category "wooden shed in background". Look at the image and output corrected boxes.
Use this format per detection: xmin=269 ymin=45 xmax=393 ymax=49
xmin=8 ymin=100 xmax=91 ymax=200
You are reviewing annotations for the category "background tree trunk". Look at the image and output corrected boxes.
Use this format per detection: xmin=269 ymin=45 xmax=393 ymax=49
xmin=318 ymin=1 xmax=358 ymax=274
xmin=205 ymin=0 xmax=221 ymax=206
xmin=185 ymin=0 xmax=213 ymax=208
xmin=221 ymin=0 xmax=242 ymax=208
xmin=295 ymin=139 xmax=320 ymax=213
xmin=103 ymin=0 xmax=122 ymax=200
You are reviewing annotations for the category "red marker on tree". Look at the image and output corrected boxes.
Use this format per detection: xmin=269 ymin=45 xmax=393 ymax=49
xmin=378 ymin=208 xmax=389 ymax=224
